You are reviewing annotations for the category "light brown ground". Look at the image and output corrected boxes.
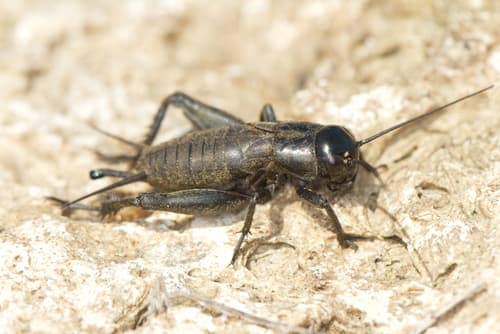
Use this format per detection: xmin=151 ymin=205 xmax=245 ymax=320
xmin=0 ymin=1 xmax=498 ymax=333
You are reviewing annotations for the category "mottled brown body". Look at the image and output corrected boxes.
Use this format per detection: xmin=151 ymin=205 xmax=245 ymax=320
xmin=55 ymin=87 xmax=492 ymax=264
xmin=137 ymin=125 xmax=274 ymax=192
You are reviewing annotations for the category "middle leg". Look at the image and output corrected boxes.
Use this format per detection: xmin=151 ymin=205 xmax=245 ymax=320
xmin=259 ymin=103 xmax=277 ymax=122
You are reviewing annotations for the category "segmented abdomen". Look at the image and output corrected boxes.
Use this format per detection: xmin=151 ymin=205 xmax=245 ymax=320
xmin=139 ymin=125 xmax=273 ymax=191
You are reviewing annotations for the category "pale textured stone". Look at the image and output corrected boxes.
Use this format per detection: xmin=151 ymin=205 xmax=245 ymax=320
xmin=0 ymin=1 xmax=498 ymax=333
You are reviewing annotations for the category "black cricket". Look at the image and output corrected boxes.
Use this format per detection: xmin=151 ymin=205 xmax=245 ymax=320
xmin=50 ymin=85 xmax=492 ymax=264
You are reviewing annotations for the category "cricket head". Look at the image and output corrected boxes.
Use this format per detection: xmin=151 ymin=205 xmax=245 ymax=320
xmin=316 ymin=126 xmax=360 ymax=185
xmin=318 ymin=84 xmax=493 ymax=190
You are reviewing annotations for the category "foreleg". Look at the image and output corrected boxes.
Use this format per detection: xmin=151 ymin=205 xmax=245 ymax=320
xmin=296 ymin=187 xmax=358 ymax=250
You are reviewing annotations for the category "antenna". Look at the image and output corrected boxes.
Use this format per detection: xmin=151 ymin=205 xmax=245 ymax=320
xmin=356 ymin=85 xmax=493 ymax=147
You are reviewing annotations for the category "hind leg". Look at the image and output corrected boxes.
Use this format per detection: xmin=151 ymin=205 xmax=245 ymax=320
xmin=98 ymin=188 xmax=258 ymax=264
xmin=144 ymin=92 xmax=245 ymax=145
xmin=91 ymin=93 xmax=245 ymax=165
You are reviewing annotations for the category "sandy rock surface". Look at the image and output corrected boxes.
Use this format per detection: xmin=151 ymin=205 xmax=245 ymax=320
xmin=0 ymin=1 xmax=498 ymax=333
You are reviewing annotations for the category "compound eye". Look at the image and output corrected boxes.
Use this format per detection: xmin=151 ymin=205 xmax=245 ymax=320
xmin=342 ymin=151 xmax=353 ymax=167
